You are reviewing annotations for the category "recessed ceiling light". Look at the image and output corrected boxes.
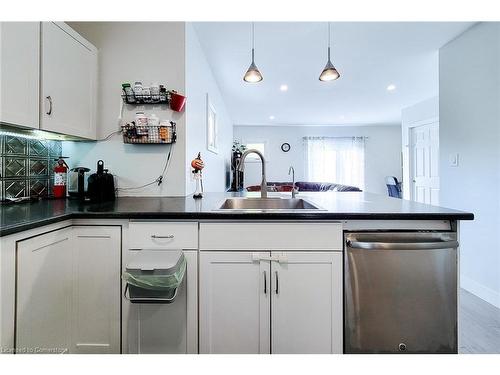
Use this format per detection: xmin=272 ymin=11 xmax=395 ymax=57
xmin=280 ymin=84 xmax=288 ymax=92
xmin=387 ymin=84 xmax=396 ymax=91
xmin=269 ymin=115 xmax=275 ymax=120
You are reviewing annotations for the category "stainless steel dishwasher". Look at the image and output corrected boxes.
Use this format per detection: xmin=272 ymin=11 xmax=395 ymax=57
xmin=344 ymin=231 xmax=459 ymax=354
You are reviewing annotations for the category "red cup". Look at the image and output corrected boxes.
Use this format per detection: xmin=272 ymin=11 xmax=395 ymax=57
xmin=170 ymin=92 xmax=187 ymax=112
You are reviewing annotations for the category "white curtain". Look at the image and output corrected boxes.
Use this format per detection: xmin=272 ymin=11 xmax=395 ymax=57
xmin=304 ymin=136 xmax=365 ymax=189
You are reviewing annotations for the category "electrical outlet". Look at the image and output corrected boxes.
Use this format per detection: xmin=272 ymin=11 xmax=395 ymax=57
xmin=449 ymin=153 xmax=459 ymax=167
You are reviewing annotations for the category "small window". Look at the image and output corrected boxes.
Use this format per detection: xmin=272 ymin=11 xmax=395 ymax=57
xmin=304 ymin=136 xmax=365 ymax=189
xmin=244 ymin=142 xmax=267 ymax=161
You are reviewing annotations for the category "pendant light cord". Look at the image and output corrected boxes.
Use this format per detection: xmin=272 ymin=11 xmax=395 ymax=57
xmin=251 ymin=22 xmax=255 ymax=61
xmin=328 ymin=22 xmax=331 ymax=60
xmin=252 ymin=22 xmax=255 ymax=49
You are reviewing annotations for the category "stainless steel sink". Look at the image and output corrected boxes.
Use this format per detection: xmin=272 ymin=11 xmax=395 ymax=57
xmin=215 ymin=197 xmax=324 ymax=211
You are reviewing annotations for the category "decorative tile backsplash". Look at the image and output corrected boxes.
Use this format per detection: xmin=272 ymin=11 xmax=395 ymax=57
xmin=0 ymin=134 xmax=62 ymax=200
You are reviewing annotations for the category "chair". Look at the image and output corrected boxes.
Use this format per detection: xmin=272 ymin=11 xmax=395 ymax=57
xmin=385 ymin=176 xmax=402 ymax=198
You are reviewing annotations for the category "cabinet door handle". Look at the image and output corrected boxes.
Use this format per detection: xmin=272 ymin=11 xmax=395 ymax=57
xmin=46 ymin=96 xmax=53 ymax=115
xmin=151 ymin=234 xmax=174 ymax=239
xmin=275 ymin=271 xmax=279 ymax=295
xmin=77 ymin=235 xmax=111 ymax=239
xmin=263 ymin=271 xmax=267 ymax=294
xmin=32 ymin=237 xmax=69 ymax=252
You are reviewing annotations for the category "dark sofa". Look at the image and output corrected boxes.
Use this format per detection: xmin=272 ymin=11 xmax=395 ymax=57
xmin=246 ymin=181 xmax=362 ymax=192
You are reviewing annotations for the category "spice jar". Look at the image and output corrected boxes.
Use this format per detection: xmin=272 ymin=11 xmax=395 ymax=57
xmin=148 ymin=113 xmax=159 ymax=127
xmin=141 ymin=86 xmax=151 ymax=103
xmin=135 ymin=112 xmax=148 ymax=135
xmin=159 ymin=120 xmax=171 ymax=142
xmin=122 ymin=83 xmax=135 ymax=103
xmin=150 ymin=83 xmax=160 ymax=103
xmin=133 ymin=81 xmax=143 ymax=102
xmin=135 ymin=111 xmax=148 ymax=125
xmin=159 ymin=85 xmax=167 ymax=102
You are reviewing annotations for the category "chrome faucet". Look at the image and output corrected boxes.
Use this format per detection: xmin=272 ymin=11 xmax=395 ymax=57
xmin=288 ymin=166 xmax=298 ymax=198
xmin=237 ymin=149 xmax=267 ymax=198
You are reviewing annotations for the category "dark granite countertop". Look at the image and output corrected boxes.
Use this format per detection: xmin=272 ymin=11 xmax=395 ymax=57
xmin=0 ymin=192 xmax=474 ymax=237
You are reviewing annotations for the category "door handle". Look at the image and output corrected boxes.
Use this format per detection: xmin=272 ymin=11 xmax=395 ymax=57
xmin=151 ymin=234 xmax=174 ymax=239
xmin=32 ymin=237 xmax=69 ymax=252
xmin=252 ymin=253 xmax=288 ymax=263
xmin=77 ymin=235 xmax=111 ymax=239
xmin=275 ymin=271 xmax=279 ymax=295
xmin=263 ymin=271 xmax=267 ymax=294
xmin=46 ymin=96 xmax=53 ymax=115
xmin=346 ymin=240 xmax=459 ymax=250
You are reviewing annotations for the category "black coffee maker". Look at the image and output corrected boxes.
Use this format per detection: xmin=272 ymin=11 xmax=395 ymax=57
xmin=87 ymin=160 xmax=116 ymax=203
xmin=68 ymin=167 xmax=91 ymax=201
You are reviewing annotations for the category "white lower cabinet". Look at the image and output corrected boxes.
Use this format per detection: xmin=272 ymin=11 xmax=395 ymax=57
xmin=16 ymin=226 xmax=121 ymax=354
xmin=16 ymin=227 xmax=73 ymax=353
xmin=71 ymin=226 xmax=121 ymax=353
xmin=199 ymin=250 xmax=342 ymax=354
xmin=123 ymin=221 xmax=198 ymax=354
xmin=199 ymin=252 xmax=270 ymax=354
xmin=271 ymin=251 xmax=343 ymax=354
xmin=124 ymin=250 xmax=198 ymax=354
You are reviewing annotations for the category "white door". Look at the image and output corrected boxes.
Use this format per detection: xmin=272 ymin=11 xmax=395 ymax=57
xmin=41 ymin=22 xmax=97 ymax=139
xmin=410 ymin=122 xmax=440 ymax=205
xmin=16 ymin=227 xmax=73 ymax=354
xmin=199 ymin=252 xmax=270 ymax=354
xmin=71 ymin=226 xmax=121 ymax=354
xmin=271 ymin=252 xmax=343 ymax=354
xmin=0 ymin=22 xmax=40 ymax=129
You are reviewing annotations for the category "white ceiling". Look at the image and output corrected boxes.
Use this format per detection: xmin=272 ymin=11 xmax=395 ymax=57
xmin=192 ymin=22 xmax=474 ymax=126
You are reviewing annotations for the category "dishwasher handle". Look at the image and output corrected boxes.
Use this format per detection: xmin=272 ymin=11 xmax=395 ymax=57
xmin=346 ymin=240 xmax=459 ymax=250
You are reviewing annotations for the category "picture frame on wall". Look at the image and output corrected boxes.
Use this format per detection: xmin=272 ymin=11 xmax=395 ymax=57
xmin=206 ymin=94 xmax=218 ymax=154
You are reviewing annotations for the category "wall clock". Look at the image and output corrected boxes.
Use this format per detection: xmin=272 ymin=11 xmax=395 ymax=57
xmin=281 ymin=143 xmax=291 ymax=152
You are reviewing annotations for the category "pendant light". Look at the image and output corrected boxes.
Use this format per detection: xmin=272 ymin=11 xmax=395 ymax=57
xmin=243 ymin=22 xmax=263 ymax=83
xmin=319 ymin=22 xmax=340 ymax=82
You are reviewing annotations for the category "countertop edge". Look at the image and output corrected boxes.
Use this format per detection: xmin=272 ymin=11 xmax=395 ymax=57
xmin=0 ymin=211 xmax=474 ymax=238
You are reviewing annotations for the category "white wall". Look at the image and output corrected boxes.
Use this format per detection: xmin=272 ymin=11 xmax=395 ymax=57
xmin=440 ymin=22 xmax=500 ymax=307
xmin=64 ymin=22 xmax=187 ymax=196
xmin=185 ymin=24 xmax=232 ymax=193
xmin=234 ymin=125 xmax=402 ymax=195
xmin=401 ymin=96 xmax=439 ymax=200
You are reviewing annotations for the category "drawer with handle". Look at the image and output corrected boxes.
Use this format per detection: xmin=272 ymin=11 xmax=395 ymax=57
xmin=128 ymin=222 xmax=198 ymax=249
xmin=199 ymin=222 xmax=342 ymax=251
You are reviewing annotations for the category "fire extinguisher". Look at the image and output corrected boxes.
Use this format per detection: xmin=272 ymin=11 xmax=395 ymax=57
xmin=53 ymin=157 xmax=69 ymax=198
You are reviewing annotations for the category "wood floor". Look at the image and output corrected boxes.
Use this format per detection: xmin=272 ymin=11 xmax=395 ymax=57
xmin=459 ymin=288 xmax=500 ymax=353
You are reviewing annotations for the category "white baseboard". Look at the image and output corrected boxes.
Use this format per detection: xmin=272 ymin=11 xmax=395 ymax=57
xmin=461 ymin=275 xmax=500 ymax=309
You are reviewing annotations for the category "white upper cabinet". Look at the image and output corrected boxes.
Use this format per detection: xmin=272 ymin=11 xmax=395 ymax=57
xmin=40 ymin=22 xmax=97 ymax=139
xmin=270 ymin=251 xmax=343 ymax=354
xmin=0 ymin=22 xmax=40 ymax=129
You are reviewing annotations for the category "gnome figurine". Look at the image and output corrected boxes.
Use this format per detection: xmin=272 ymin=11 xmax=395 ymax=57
xmin=191 ymin=152 xmax=205 ymax=199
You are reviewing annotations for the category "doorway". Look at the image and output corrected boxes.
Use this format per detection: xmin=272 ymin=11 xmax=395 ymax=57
xmin=409 ymin=121 xmax=440 ymax=205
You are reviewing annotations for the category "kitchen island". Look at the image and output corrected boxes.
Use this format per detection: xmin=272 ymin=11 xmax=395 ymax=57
xmin=0 ymin=192 xmax=473 ymax=354
xmin=0 ymin=191 xmax=473 ymax=237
